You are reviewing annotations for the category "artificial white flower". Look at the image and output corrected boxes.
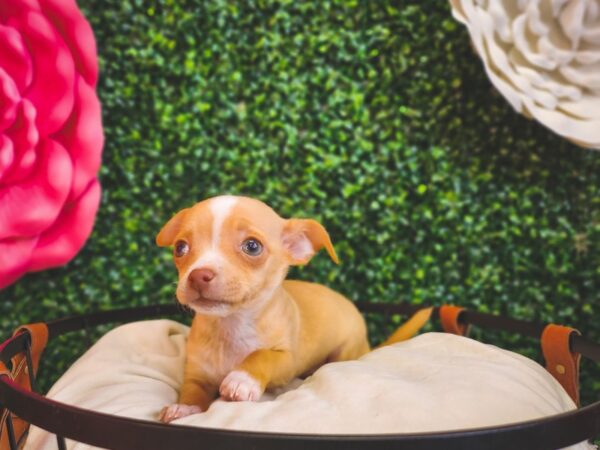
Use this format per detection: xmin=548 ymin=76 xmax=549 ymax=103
xmin=450 ymin=0 xmax=600 ymax=149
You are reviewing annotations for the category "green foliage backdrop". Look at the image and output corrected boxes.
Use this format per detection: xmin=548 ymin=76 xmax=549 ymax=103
xmin=1 ymin=0 xmax=599 ymax=401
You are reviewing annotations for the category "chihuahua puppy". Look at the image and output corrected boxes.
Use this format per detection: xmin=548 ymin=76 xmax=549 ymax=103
xmin=157 ymin=196 xmax=429 ymax=422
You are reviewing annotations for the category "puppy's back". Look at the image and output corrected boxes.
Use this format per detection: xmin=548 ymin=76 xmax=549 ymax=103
xmin=283 ymin=280 xmax=369 ymax=372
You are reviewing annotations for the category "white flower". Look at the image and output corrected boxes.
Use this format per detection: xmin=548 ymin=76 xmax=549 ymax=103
xmin=450 ymin=0 xmax=600 ymax=149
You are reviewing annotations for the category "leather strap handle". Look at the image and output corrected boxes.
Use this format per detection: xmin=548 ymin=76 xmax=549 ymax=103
xmin=1 ymin=323 xmax=48 ymax=450
xmin=439 ymin=305 xmax=469 ymax=336
xmin=541 ymin=324 xmax=581 ymax=406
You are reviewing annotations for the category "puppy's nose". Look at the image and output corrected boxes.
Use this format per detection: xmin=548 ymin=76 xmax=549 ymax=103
xmin=189 ymin=268 xmax=216 ymax=291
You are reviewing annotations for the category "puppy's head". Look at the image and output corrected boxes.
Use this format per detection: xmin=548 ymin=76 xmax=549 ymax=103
xmin=156 ymin=196 xmax=338 ymax=316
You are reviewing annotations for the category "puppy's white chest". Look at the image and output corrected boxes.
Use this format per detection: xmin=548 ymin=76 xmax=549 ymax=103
xmin=188 ymin=314 xmax=260 ymax=383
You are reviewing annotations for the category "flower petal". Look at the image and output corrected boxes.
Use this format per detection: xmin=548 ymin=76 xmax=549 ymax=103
xmin=55 ymin=75 xmax=103 ymax=202
xmin=0 ymin=24 xmax=33 ymax=94
xmin=0 ymin=66 xmax=20 ymax=131
xmin=560 ymin=93 xmax=600 ymax=119
xmin=0 ymin=0 xmax=42 ymax=21
xmin=29 ymin=179 xmax=100 ymax=271
xmin=560 ymin=61 xmax=600 ymax=90
xmin=523 ymin=94 xmax=600 ymax=147
xmin=2 ymin=99 xmax=39 ymax=184
xmin=0 ymin=235 xmax=38 ymax=289
xmin=0 ymin=135 xmax=14 ymax=181
xmin=558 ymin=0 xmax=586 ymax=48
xmin=8 ymin=9 xmax=75 ymax=136
xmin=0 ymin=138 xmax=73 ymax=240
xmin=39 ymin=0 xmax=98 ymax=87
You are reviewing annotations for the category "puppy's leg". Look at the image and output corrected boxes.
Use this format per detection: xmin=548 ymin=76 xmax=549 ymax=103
xmin=179 ymin=377 xmax=215 ymax=408
xmin=220 ymin=349 xmax=294 ymax=402
xmin=159 ymin=378 xmax=215 ymax=423
xmin=331 ymin=338 xmax=370 ymax=362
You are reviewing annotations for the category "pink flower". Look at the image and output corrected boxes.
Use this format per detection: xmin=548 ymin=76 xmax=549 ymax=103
xmin=0 ymin=0 xmax=103 ymax=289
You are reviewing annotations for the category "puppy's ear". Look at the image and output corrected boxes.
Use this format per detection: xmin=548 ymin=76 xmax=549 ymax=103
xmin=156 ymin=208 xmax=190 ymax=247
xmin=282 ymin=219 xmax=339 ymax=265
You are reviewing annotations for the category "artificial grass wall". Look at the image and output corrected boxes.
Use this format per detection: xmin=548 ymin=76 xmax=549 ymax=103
xmin=1 ymin=0 xmax=598 ymax=399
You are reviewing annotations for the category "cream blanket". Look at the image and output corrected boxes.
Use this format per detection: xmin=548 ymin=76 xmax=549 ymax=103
xmin=25 ymin=320 xmax=593 ymax=449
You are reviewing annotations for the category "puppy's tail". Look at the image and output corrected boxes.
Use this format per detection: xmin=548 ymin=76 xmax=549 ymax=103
xmin=378 ymin=307 xmax=433 ymax=348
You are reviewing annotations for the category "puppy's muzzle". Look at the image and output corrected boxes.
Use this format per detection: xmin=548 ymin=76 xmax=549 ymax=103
xmin=188 ymin=268 xmax=216 ymax=293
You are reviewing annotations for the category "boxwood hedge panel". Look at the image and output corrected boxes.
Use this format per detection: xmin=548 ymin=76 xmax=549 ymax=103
xmin=1 ymin=0 xmax=598 ymax=401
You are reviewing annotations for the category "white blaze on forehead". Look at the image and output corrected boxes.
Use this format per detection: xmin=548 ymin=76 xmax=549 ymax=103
xmin=178 ymin=196 xmax=238 ymax=292
xmin=209 ymin=196 xmax=238 ymax=249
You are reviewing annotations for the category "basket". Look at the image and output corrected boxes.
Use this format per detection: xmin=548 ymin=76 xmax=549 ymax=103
xmin=1 ymin=302 xmax=599 ymax=450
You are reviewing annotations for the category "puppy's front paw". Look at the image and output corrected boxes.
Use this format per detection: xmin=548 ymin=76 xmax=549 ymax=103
xmin=159 ymin=403 xmax=202 ymax=423
xmin=219 ymin=370 xmax=263 ymax=402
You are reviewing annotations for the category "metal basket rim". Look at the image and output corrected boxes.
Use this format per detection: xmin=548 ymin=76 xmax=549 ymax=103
xmin=0 ymin=302 xmax=598 ymax=450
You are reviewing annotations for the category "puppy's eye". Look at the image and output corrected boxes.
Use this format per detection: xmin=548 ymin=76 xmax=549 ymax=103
xmin=174 ymin=240 xmax=189 ymax=257
xmin=241 ymin=238 xmax=263 ymax=256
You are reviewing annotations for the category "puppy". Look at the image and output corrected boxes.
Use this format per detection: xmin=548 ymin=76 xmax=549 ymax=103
xmin=157 ymin=196 xmax=430 ymax=422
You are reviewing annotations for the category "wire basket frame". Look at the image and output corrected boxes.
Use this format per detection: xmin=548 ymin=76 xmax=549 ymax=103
xmin=0 ymin=302 xmax=599 ymax=450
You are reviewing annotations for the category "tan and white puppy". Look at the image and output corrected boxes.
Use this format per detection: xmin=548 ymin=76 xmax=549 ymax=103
xmin=157 ymin=196 xmax=430 ymax=422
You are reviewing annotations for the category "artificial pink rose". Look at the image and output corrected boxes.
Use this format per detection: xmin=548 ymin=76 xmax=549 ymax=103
xmin=0 ymin=0 xmax=103 ymax=289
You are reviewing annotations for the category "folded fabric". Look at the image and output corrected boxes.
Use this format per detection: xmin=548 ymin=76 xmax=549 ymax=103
xmin=25 ymin=320 xmax=593 ymax=450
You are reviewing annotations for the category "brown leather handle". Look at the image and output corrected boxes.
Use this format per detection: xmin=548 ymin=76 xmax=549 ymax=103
xmin=439 ymin=305 xmax=469 ymax=336
xmin=541 ymin=324 xmax=581 ymax=406
xmin=1 ymin=323 xmax=48 ymax=450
